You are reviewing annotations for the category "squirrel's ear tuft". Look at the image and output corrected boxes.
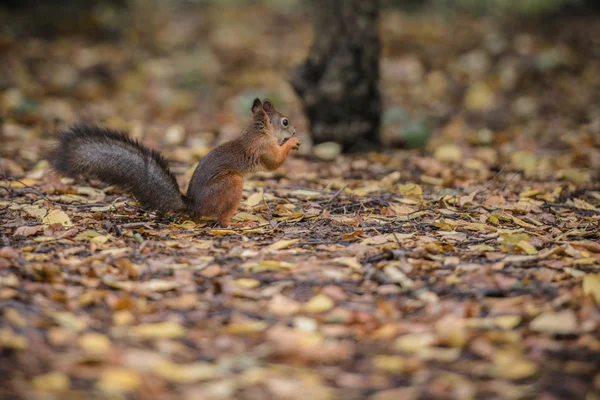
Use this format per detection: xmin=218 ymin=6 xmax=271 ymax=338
xmin=262 ymin=98 xmax=275 ymax=116
xmin=251 ymin=98 xmax=263 ymax=114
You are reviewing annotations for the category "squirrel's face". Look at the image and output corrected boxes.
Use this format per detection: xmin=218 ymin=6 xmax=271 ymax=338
xmin=269 ymin=110 xmax=296 ymax=145
xmin=251 ymin=98 xmax=296 ymax=145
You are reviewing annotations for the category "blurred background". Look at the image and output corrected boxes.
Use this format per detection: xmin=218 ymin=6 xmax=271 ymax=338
xmin=0 ymin=0 xmax=598 ymax=174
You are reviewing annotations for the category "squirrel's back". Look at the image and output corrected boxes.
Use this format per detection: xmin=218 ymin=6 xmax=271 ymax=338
xmin=50 ymin=125 xmax=189 ymax=214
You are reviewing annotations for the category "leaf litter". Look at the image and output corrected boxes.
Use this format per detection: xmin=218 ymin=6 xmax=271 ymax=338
xmin=1 ymin=2 xmax=600 ymax=400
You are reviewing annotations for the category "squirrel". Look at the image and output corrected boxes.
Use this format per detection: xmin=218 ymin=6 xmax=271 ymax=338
xmin=50 ymin=98 xmax=301 ymax=226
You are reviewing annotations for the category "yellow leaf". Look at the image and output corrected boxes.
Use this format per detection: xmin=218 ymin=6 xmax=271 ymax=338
xmin=462 ymin=222 xmax=495 ymax=232
xmin=130 ymin=322 xmax=186 ymax=339
xmin=139 ymin=279 xmax=180 ymax=293
xmin=77 ymin=186 xmax=106 ymax=202
xmin=102 ymin=276 xmax=134 ymax=291
xmin=583 ymin=273 xmax=600 ymax=304
xmin=241 ymin=227 xmax=268 ymax=234
xmin=208 ymin=229 xmax=236 ymax=236
xmin=434 ymin=144 xmax=463 ymax=162
xmin=90 ymin=235 xmax=111 ymax=245
xmin=313 ymin=141 xmax=342 ymax=160
xmin=303 ymin=294 xmax=335 ymax=313
xmin=153 ymin=360 xmax=219 ymax=383
xmin=395 ymin=333 xmax=435 ymax=352
xmin=572 ymin=198 xmax=598 ymax=211
xmin=500 ymin=233 xmax=529 ymax=251
xmin=0 ymin=328 xmax=28 ymax=349
xmin=113 ymin=311 xmax=134 ymax=326
xmin=516 ymin=240 xmax=537 ymax=255
xmin=23 ymin=205 xmax=47 ymax=219
xmin=434 ymin=219 xmax=453 ymax=231
xmin=224 ymin=321 xmax=268 ymax=334
xmin=360 ymin=233 xmax=413 ymax=245
xmin=268 ymin=295 xmax=301 ymax=316
xmin=560 ymin=168 xmax=590 ymax=185
xmin=32 ymin=372 xmax=71 ymax=391
xmin=245 ymin=191 xmax=264 ymax=207
xmin=398 ymin=183 xmax=423 ymax=200
xmin=464 ymin=81 xmax=495 ymax=112
xmin=493 ymin=315 xmax=522 ymax=330
xmin=79 ymin=333 xmax=111 ymax=354
xmin=435 ymin=316 xmax=468 ymax=348
xmin=97 ymin=368 xmax=141 ymax=393
xmin=373 ymin=355 xmax=405 ymax=372
xmin=172 ymin=220 xmax=197 ymax=229
xmin=530 ymin=310 xmax=578 ymax=334
xmin=469 ymin=244 xmax=495 ymax=252
xmin=53 ymin=312 xmax=86 ymax=332
xmin=75 ymin=230 xmax=101 ymax=241
xmin=383 ymin=265 xmax=414 ymax=288
xmin=269 ymin=239 xmax=300 ymax=251
xmin=247 ymin=260 xmax=295 ymax=271
xmin=494 ymin=352 xmax=537 ymax=380
xmin=233 ymin=278 xmax=260 ymax=289
xmin=511 ymin=216 xmax=537 ymax=229
xmin=233 ymin=212 xmax=268 ymax=224
xmin=42 ymin=210 xmax=73 ymax=227
xmin=511 ymin=151 xmax=537 ymax=173
xmin=287 ymin=189 xmax=321 ymax=200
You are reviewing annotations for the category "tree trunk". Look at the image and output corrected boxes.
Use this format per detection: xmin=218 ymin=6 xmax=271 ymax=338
xmin=291 ymin=0 xmax=381 ymax=152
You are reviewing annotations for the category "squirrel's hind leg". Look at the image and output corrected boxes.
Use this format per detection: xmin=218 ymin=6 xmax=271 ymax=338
xmin=216 ymin=175 xmax=243 ymax=227
xmin=195 ymin=172 xmax=243 ymax=227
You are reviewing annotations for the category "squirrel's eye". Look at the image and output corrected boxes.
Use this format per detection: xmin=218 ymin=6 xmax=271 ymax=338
xmin=281 ymin=118 xmax=289 ymax=128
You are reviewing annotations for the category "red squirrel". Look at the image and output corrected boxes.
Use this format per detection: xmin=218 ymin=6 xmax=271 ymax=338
xmin=50 ymin=98 xmax=300 ymax=226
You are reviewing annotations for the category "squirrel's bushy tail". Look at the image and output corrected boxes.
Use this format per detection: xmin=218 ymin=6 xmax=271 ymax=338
xmin=50 ymin=125 xmax=189 ymax=215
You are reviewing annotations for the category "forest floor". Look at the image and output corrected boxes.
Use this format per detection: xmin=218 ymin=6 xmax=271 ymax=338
xmin=1 ymin=2 xmax=599 ymax=400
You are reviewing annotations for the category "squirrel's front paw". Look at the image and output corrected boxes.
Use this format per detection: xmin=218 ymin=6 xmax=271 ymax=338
xmin=288 ymin=137 xmax=301 ymax=151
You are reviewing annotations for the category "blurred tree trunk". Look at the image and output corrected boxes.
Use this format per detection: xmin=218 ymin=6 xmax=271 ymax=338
xmin=291 ymin=0 xmax=381 ymax=152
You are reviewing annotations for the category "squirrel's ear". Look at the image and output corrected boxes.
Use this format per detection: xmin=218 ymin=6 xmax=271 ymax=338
xmin=251 ymin=98 xmax=263 ymax=114
xmin=262 ymin=98 xmax=275 ymax=116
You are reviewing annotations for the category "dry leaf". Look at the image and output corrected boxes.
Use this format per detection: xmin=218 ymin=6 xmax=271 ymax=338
xmin=583 ymin=273 xmax=600 ymax=304
xmin=153 ymin=360 xmax=219 ymax=383
xmin=530 ymin=310 xmax=578 ymax=334
xmin=269 ymin=239 xmax=300 ymax=251
xmin=32 ymin=372 xmax=71 ymax=392
xmin=130 ymin=322 xmax=186 ymax=339
xmin=42 ymin=210 xmax=73 ymax=227
xmin=303 ymin=294 xmax=335 ymax=313
xmin=97 ymin=368 xmax=141 ymax=393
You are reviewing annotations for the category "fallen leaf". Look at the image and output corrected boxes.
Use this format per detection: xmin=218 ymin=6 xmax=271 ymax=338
xmin=153 ymin=360 xmax=219 ymax=383
xmin=233 ymin=278 xmax=260 ymax=289
xmin=530 ymin=310 xmax=578 ymax=334
xmin=303 ymin=294 xmax=335 ymax=313
xmin=516 ymin=240 xmax=537 ymax=255
xmin=583 ymin=273 xmax=600 ymax=304
xmin=32 ymin=372 xmax=71 ymax=392
xmin=130 ymin=322 xmax=186 ymax=339
xmin=395 ymin=333 xmax=435 ymax=352
xmin=97 ymin=368 xmax=141 ymax=393
xmin=246 ymin=190 xmax=264 ymax=207
xmin=79 ymin=332 xmax=111 ymax=355
xmin=13 ymin=225 xmax=42 ymax=237
xmin=269 ymin=239 xmax=300 ymax=251
xmin=434 ymin=144 xmax=463 ymax=162
xmin=42 ymin=210 xmax=73 ymax=227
